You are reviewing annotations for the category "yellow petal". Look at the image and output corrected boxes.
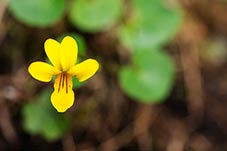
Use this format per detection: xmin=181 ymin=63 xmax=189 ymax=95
xmin=60 ymin=36 xmax=78 ymax=72
xmin=51 ymin=74 xmax=74 ymax=112
xmin=28 ymin=61 xmax=60 ymax=82
xmin=44 ymin=38 xmax=61 ymax=70
xmin=68 ymin=59 xmax=99 ymax=82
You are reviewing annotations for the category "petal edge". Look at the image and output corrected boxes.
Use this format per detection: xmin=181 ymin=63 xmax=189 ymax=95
xmin=44 ymin=38 xmax=61 ymax=70
xmin=68 ymin=59 xmax=99 ymax=82
xmin=51 ymin=74 xmax=74 ymax=112
xmin=60 ymin=36 xmax=78 ymax=71
xmin=28 ymin=61 xmax=60 ymax=82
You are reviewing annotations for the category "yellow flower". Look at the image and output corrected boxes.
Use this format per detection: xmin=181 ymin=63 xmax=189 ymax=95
xmin=28 ymin=36 xmax=99 ymax=112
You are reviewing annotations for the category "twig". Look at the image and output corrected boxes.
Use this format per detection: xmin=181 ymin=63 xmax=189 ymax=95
xmin=0 ymin=0 xmax=8 ymax=43
xmin=133 ymin=104 xmax=154 ymax=151
xmin=179 ymin=42 xmax=205 ymax=119
xmin=99 ymin=104 xmax=157 ymax=151
xmin=62 ymin=133 xmax=76 ymax=151
xmin=177 ymin=17 xmax=207 ymax=120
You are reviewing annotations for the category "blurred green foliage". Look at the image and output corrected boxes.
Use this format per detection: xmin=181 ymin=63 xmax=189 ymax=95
xmin=119 ymin=0 xmax=182 ymax=51
xmin=120 ymin=50 xmax=175 ymax=102
xmin=70 ymin=0 xmax=123 ymax=32
xmin=22 ymin=89 xmax=70 ymax=141
xmin=8 ymin=0 xmax=65 ymax=27
xmin=119 ymin=0 xmax=182 ymax=103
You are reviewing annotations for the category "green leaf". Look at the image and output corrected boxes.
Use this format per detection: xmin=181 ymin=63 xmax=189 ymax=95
xmin=72 ymin=76 xmax=84 ymax=89
xmin=119 ymin=50 xmax=175 ymax=102
xmin=8 ymin=0 xmax=65 ymax=27
xmin=41 ymin=111 xmax=69 ymax=140
xmin=70 ymin=0 xmax=123 ymax=32
xmin=118 ymin=0 xmax=182 ymax=51
xmin=22 ymin=89 xmax=70 ymax=141
xmin=22 ymin=101 xmax=44 ymax=133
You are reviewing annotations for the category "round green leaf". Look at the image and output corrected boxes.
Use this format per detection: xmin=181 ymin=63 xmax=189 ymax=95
xmin=8 ymin=0 xmax=65 ymax=27
xmin=70 ymin=0 xmax=123 ymax=32
xmin=22 ymin=89 xmax=70 ymax=141
xmin=41 ymin=111 xmax=69 ymax=141
xmin=119 ymin=51 xmax=175 ymax=102
xmin=22 ymin=102 xmax=44 ymax=134
xmin=118 ymin=0 xmax=182 ymax=51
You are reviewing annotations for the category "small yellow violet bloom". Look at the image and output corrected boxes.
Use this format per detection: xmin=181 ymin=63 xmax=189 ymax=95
xmin=28 ymin=36 xmax=99 ymax=112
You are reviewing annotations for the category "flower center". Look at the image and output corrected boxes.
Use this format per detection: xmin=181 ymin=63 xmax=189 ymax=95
xmin=58 ymin=73 xmax=68 ymax=94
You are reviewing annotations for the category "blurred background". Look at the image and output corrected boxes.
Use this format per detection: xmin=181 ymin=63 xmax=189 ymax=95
xmin=0 ymin=0 xmax=227 ymax=150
